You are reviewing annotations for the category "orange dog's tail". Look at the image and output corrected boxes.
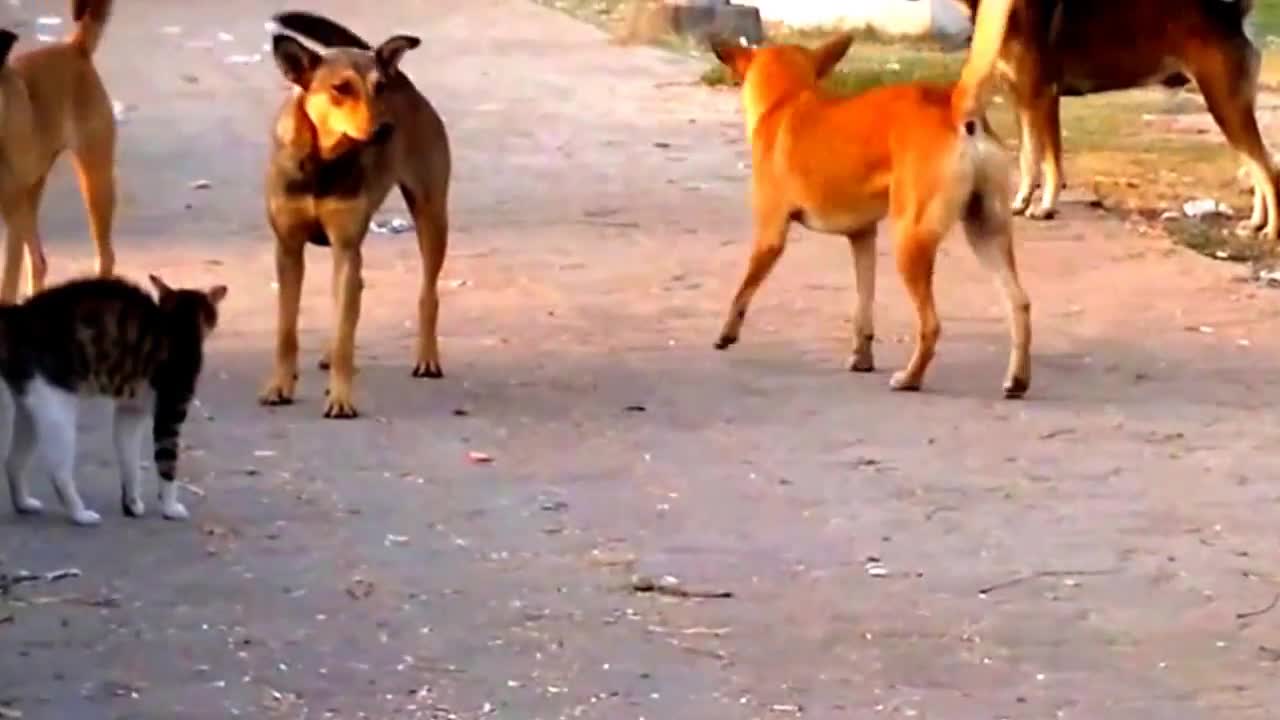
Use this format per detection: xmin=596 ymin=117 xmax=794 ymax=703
xmin=68 ymin=0 xmax=113 ymax=55
xmin=951 ymin=0 xmax=1016 ymax=130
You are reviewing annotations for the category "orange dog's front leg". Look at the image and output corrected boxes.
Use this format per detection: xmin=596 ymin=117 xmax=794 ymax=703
xmin=715 ymin=208 xmax=790 ymax=350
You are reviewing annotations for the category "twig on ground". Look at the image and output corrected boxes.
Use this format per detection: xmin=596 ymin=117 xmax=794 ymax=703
xmin=978 ymin=568 xmax=1120 ymax=596
xmin=1236 ymin=592 xmax=1280 ymax=621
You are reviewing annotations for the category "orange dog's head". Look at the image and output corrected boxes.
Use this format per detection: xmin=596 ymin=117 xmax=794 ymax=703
xmin=271 ymin=31 xmax=419 ymax=146
xmin=710 ymin=32 xmax=854 ymax=89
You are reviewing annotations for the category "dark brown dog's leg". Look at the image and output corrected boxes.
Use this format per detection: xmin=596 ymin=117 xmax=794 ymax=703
xmin=846 ymin=226 xmax=877 ymax=372
xmin=323 ymin=241 xmax=363 ymax=419
xmin=889 ymin=225 xmax=942 ymax=392
xmin=1022 ymin=91 xmax=1061 ymax=220
xmin=963 ymin=191 xmax=1032 ymax=398
xmin=1189 ymin=42 xmax=1278 ymax=240
xmin=402 ymin=184 xmax=448 ymax=379
xmin=715 ymin=207 xmax=790 ymax=350
xmin=260 ymin=233 xmax=306 ymax=406
xmin=71 ymin=130 xmax=117 ymax=283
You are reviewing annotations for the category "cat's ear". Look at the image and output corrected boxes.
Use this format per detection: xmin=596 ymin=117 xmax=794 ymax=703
xmin=207 ymin=285 xmax=228 ymax=305
xmin=148 ymin=274 xmax=175 ymax=299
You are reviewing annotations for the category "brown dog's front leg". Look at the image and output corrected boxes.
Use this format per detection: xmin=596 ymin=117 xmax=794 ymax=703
xmin=323 ymin=244 xmax=363 ymax=419
xmin=715 ymin=209 xmax=789 ymax=350
xmin=260 ymin=239 xmax=305 ymax=406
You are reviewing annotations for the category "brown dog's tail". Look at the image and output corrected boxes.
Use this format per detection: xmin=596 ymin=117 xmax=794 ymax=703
xmin=68 ymin=0 xmax=113 ymax=55
xmin=950 ymin=0 xmax=1016 ymax=130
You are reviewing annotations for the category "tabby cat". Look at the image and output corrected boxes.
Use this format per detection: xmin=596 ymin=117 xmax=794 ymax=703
xmin=0 ymin=274 xmax=226 ymax=526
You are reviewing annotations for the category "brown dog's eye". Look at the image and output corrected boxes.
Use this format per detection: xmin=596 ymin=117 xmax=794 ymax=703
xmin=330 ymin=80 xmax=355 ymax=101
xmin=370 ymin=78 xmax=385 ymax=96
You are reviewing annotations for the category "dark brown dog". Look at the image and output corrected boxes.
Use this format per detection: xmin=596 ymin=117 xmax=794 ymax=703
xmin=0 ymin=0 xmax=117 ymax=304
xmin=259 ymin=11 xmax=451 ymax=419
xmin=959 ymin=0 xmax=1277 ymax=238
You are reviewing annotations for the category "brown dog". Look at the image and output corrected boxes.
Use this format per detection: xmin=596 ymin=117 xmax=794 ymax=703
xmin=0 ymin=0 xmax=117 ymax=304
xmin=711 ymin=0 xmax=1032 ymax=398
xmin=258 ymin=11 xmax=451 ymax=419
xmin=958 ymin=0 xmax=1278 ymax=237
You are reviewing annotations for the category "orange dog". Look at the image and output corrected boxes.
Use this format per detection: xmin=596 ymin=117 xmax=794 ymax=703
xmin=710 ymin=0 xmax=1031 ymax=398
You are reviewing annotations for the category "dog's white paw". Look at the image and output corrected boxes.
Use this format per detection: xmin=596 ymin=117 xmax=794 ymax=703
xmin=162 ymin=501 xmax=190 ymax=521
xmin=71 ymin=508 xmax=103 ymax=526
xmin=14 ymin=496 xmax=43 ymax=514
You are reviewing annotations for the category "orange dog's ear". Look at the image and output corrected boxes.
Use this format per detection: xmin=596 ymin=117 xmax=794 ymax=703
xmin=812 ymin=32 xmax=854 ymax=78
xmin=710 ymin=36 xmax=754 ymax=80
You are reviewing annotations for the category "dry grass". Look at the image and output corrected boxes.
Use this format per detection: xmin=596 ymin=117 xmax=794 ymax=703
xmin=535 ymin=0 xmax=1280 ymax=266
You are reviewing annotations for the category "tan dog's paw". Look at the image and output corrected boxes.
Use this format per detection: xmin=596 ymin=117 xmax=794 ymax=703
xmin=889 ymin=371 xmax=921 ymax=392
xmin=713 ymin=334 xmax=738 ymax=350
xmin=412 ymin=356 xmax=444 ymax=378
xmin=1026 ymin=206 xmax=1057 ymax=221
xmin=259 ymin=376 xmax=297 ymax=406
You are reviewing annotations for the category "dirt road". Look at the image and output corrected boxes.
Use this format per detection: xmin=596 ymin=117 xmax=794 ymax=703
xmin=1 ymin=1 xmax=1278 ymax=718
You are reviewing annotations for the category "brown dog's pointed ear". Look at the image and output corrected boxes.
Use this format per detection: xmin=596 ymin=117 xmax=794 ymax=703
xmin=272 ymin=34 xmax=322 ymax=88
xmin=710 ymin=36 xmax=754 ymax=80
xmin=374 ymin=35 xmax=420 ymax=73
xmin=207 ymin=285 xmax=228 ymax=305
xmin=0 ymin=30 xmax=17 ymax=69
xmin=813 ymin=32 xmax=854 ymax=78
xmin=148 ymin=274 xmax=174 ymax=299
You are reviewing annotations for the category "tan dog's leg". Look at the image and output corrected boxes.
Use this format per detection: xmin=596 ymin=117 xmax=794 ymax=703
xmin=259 ymin=235 xmax=306 ymax=406
xmin=317 ymin=256 xmax=342 ymax=372
xmin=963 ymin=195 xmax=1032 ymax=398
xmin=847 ymin=227 xmax=877 ymax=372
xmin=889 ymin=226 xmax=942 ymax=392
xmin=324 ymin=243 xmax=363 ymax=419
xmin=715 ymin=207 xmax=789 ymax=349
xmin=404 ymin=185 xmax=448 ymax=378
xmin=72 ymin=133 xmax=117 ymax=283
xmin=1190 ymin=44 xmax=1278 ymax=240
xmin=0 ymin=180 xmax=45 ymax=304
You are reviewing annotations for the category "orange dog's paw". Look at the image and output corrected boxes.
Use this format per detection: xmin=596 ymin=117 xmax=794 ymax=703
xmin=1003 ymin=375 xmax=1029 ymax=400
xmin=714 ymin=334 xmax=738 ymax=350
xmin=889 ymin=371 xmax=921 ymax=392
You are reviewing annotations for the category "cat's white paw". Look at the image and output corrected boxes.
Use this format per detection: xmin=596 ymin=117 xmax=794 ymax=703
xmin=162 ymin=501 xmax=189 ymax=521
xmin=14 ymin=496 xmax=44 ymax=514
xmin=124 ymin=498 xmax=146 ymax=518
xmin=71 ymin=508 xmax=102 ymax=526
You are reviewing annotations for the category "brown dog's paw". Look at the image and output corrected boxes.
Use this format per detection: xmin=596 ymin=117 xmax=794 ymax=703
xmin=317 ymin=355 xmax=330 ymax=371
xmin=1026 ymin=206 xmax=1057 ymax=221
xmin=322 ymin=394 xmax=360 ymax=420
xmin=1003 ymin=375 xmax=1030 ymax=400
xmin=889 ymin=371 xmax=921 ymax=392
xmin=412 ymin=361 xmax=444 ymax=379
xmin=259 ymin=380 xmax=296 ymax=406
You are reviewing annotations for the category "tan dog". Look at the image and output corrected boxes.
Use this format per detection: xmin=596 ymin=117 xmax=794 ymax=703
xmin=259 ymin=11 xmax=451 ymax=419
xmin=711 ymin=0 xmax=1032 ymax=398
xmin=956 ymin=0 xmax=1278 ymax=236
xmin=0 ymin=0 xmax=117 ymax=304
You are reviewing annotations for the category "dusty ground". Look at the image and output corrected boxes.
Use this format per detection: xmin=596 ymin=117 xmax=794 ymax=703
xmin=1 ymin=1 xmax=1279 ymax=718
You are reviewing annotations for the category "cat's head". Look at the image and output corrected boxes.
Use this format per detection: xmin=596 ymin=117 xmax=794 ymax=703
xmin=149 ymin=274 xmax=228 ymax=339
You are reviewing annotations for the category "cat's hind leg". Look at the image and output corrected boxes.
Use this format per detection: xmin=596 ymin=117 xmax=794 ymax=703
xmin=114 ymin=396 xmax=149 ymax=518
xmin=23 ymin=378 xmax=97 ymax=526
xmin=0 ymin=381 xmax=39 ymax=514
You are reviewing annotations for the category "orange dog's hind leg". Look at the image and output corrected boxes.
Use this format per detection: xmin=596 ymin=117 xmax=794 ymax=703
xmin=846 ymin=227 xmax=877 ymax=372
xmin=715 ymin=206 xmax=790 ymax=350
